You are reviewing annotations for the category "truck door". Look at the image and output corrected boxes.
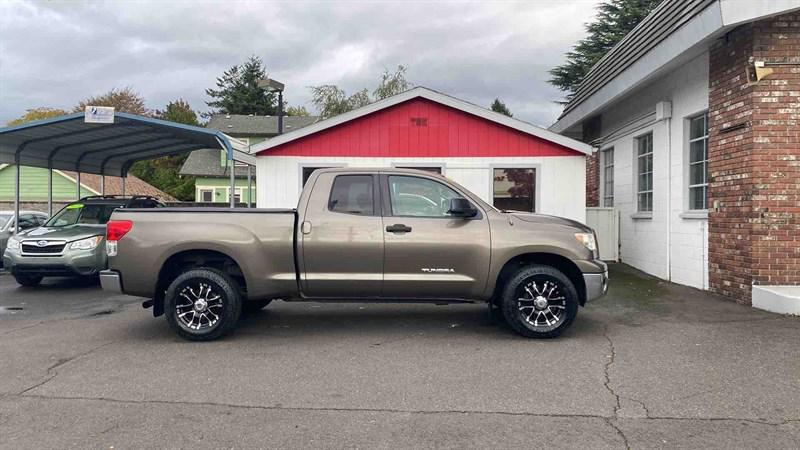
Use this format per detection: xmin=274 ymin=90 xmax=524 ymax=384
xmin=300 ymin=172 xmax=384 ymax=297
xmin=380 ymin=174 xmax=490 ymax=299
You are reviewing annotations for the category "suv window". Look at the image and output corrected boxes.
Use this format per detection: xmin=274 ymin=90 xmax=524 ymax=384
xmin=17 ymin=214 xmax=38 ymax=230
xmin=45 ymin=203 xmax=121 ymax=227
xmin=388 ymin=175 xmax=461 ymax=217
xmin=328 ymin=175 xmax=374 ymax=215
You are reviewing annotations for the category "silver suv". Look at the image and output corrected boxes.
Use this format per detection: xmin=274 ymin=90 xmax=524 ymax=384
xmin=3 ymin=196 xmax=164 ymax=286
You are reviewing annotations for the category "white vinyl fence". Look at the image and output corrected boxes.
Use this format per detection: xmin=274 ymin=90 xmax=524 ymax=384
xmin=586 ymin=207 xmax=619 ymax=261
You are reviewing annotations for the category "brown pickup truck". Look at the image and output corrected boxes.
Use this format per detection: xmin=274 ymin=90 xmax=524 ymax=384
xmin=101 ymin=168 xmax=607 ymax=341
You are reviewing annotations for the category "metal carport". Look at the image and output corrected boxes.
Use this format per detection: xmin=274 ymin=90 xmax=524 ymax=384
xmin=0 ymin=111 xmax=256 ymax=233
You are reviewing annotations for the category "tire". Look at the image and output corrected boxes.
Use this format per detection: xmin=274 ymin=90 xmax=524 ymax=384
xmin=14 ymin=274 xmax=43 ymax=287
xmin=164 ymin=268 xmax=242 ymax=341
xmin=500 ymin=264 xmax=579 ymax=339
xmin=242 ymin=299 xmax=272 ymax=314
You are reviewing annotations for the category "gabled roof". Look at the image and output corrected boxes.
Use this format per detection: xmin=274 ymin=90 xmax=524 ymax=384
xmin=251 ymin=87 xmax=594 ymax=156
xmin=207 ymin=114 xmax=319 ymax=136
xmin=550 ymin=0 xmax=800 ymax=133
xmin=180 ymin=149 xmax=251 ymax=178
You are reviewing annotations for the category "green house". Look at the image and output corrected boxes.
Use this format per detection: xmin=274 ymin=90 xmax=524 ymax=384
xmin=180 ymin=114 xmax=318 ymax=203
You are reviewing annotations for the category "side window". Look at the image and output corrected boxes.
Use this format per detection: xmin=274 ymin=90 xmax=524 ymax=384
xmin=388 ymin=175 xmax=461 ymax=217
xmin=328 ymin=175 xmax=374 ymax=215
xmin=493 ymin=168 xmax=536 ymax=212
xmin=17 ymin=214 xmax=37 ymax=230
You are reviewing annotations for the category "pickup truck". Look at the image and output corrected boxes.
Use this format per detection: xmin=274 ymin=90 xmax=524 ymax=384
xmin=101 ymin=168 xmax=607 ymax=341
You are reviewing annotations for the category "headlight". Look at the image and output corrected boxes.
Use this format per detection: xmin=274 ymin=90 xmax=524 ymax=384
xmin=69 ymin=236 xmax=103 ymax=250
xmin=6 ymin=236 xmax=21 ymax=251
xmin=574 ymin=232 xmax=597 ymax=253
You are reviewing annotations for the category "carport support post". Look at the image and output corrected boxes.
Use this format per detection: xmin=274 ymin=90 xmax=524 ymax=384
xmin=47 ymin=167 xmax=53 ymax=216
xmin=247 ymin=165 xmax=252 ymax=208
xmin=121 ymin=173 xmax=126 ymax=196
xmin=215 ymin=135 xmax=236 ymax=209
xmin=13 ymin=158 xmax=20 ymax=234
xmin=100 ymin=175 xmax=105 ymax=195
xmin=76 ymin=171 xmax=81 ymax=200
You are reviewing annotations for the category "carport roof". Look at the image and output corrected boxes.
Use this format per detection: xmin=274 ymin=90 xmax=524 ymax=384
xmin=0 ymin=111 xmax=255 ymax=177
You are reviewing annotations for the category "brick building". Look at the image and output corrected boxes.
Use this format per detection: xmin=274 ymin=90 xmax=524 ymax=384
xmin=550 ymin=0 xmax=800 ymax=314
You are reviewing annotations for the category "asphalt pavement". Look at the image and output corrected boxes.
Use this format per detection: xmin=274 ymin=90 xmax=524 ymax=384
xmin=0 ymin=265 xmax=798 ymax=449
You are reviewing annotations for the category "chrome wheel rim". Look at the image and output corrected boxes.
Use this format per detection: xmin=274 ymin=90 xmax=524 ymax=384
xmin=517 ymin=278 xmax=567 ymax=329
xmin=176 ymin=282 xmax=223 ymax=331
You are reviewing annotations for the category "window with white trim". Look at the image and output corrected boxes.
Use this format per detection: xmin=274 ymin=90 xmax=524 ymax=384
xmin=199 ymin=189 xmax=213 ymax=202
xmin=636 ymin=133 xmax=653 ymax=212
xmin=601 ymin=147 xmax=614 ymax=207
xmin=688 ymin=113 xmax=709 ymax=210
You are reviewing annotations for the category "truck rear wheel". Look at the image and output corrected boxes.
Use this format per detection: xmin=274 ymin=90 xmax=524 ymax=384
xmin=164 ymin=268 xmax=242 ymax=341
xmin=499 ymin=264 xmax=578 ymax=339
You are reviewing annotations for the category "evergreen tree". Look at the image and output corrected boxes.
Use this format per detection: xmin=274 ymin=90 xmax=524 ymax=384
xmin=490 ymin=98 xmax=513 ymax=117
xmin=549 ymin=0 xmax=662 ymax=101
xmin=206 ymin=56 xmax=278 ymax=116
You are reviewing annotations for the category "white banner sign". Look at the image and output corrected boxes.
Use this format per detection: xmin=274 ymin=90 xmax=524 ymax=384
xmin=84 ymin=106 xmax=115 ymax=124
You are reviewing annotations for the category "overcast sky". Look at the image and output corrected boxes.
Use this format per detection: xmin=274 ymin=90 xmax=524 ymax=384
xmin=0 ymin=0 xmax=600 ymax=128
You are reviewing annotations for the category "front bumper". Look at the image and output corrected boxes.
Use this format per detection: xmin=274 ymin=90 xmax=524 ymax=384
xmin=3 ymin=247 xmax=105 ymax=277
xmin=583 ymin=260 xmax=609 ymax=303
xmin=99 ymin=270 xmax=123 ymax=293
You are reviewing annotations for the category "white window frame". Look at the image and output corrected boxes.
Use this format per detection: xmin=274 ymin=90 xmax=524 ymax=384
xmin=687 ymin=112 xmax=709 ymax=212
xmin=197 ymin=188 xmax=214 ymax=203
xmin=635 ymin=132 xmax=653 ymax=215
xmin=226 ymin=187 xmax=244 ymax=204
xmin=390 ymin=162 xmax=446 ymax=175
xmin=488 ymin=164 xmax=540 ymax=213
xmin=600 ymin=147 xmax=614 ymax=207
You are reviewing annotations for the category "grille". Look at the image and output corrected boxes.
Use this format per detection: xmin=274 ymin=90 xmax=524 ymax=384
xmin=21 ymin=243 xmax=66 ymax=254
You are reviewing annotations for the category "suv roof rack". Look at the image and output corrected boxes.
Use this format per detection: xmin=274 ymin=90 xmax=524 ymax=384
xmin=78 ymin=195 xmax=160 ymax=201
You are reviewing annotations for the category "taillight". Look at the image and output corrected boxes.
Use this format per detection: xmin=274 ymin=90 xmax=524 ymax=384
xmin=106 ymin=220 xmax=133 ymax=242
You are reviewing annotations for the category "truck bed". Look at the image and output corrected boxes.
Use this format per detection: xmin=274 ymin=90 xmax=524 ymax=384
xmin=108 ymin=208 xmax=298 ymax=299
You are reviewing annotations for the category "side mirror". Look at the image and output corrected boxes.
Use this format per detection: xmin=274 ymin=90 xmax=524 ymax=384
xmin=448 ymin=198 xmax=478 ymax=218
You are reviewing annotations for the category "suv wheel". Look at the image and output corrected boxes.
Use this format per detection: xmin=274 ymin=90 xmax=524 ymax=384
xmin=500 ymin=265 xmax=578 ymax=339
xmin=164 ymin=268 xmax=242 ymax=341
xmin=14 ymin=274 xmax=43 ymax=287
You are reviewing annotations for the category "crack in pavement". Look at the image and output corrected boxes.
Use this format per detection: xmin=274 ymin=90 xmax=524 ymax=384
xmin=7 ymin=394 xmax=798 ymax=428
xmin=602 ymin=327 xmax=631 ymax=449
xmin=16 ymin=340 xmax=120 ymax=396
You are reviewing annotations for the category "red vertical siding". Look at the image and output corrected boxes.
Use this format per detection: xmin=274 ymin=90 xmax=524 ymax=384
xmin=258 ymin=98 xmax=581 ymax=157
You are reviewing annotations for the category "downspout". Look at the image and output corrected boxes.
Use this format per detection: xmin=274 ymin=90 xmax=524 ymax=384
xmin=665 ymin=115 xmax=672 ymax=282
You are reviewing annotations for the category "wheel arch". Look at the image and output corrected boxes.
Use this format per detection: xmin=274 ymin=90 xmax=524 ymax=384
xmin=153 ymin=249 xmax=248 ymax=317
xmin=492 ymin=253 xmax=587 ymax=306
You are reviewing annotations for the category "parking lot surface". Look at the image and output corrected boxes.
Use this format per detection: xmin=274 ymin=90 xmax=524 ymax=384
xmin=1 ymin=264 xmax=798 ymax=449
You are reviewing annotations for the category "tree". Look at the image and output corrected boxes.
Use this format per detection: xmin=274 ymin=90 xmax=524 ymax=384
xmin=373 ymin=65 xmax=411 ymax=100
xmin=74 ymin=87 xmax=147 ymax=115
xmin=310 ymin=65 xmax=411 ymax=119
xmin=490 ymin=98 xmax=513 ymax=117
xmin=7 ymin=107 xmax=68 ymax=126
xmin=549 ymin=0 xmax=661 ymax=101
xmin=129 ymin=99 xmax=199 ymax=201
xmin=206 ymin=55 xmax=278 ymax=116
xmin=286 ymin=105 xmax=310 ymax=117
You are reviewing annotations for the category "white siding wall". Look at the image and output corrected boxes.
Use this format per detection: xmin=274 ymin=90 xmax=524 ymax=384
xmin=598 ymin=51 xmax=709 ymax=289
xmin=256 ymin=156 xmax=586 ymax=223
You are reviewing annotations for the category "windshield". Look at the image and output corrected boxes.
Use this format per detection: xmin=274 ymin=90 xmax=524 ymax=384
xmin=44 ymin=203 xmax=120 ymax=227
xmin=0 ymin=214 xmax=11 ymax=229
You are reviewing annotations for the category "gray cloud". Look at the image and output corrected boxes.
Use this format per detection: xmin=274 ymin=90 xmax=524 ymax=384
xmin=0 ymin=0 xmax=599 ymax=127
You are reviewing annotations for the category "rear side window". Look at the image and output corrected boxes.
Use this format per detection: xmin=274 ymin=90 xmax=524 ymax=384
xmin=328 ymin=175 xmax=374 ymax=215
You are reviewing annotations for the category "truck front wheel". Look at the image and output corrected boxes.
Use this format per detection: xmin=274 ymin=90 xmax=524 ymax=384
xmin=500 ymin=265 xmax=579 ymax=339
xmin=164 ymin=268 xmax=242 ymax=341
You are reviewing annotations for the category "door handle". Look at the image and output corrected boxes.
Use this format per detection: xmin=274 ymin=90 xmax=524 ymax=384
xmin=386 ymin=224 xmax=412 ymax=233
xmin=301 ymin=221 xmax=312 ymax=234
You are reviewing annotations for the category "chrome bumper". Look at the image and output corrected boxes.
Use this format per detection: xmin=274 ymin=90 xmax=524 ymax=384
xmin=100 ymin=270 xmax=123 ymax=294
xmin=583 ymin=261 xmax=609 ymax=303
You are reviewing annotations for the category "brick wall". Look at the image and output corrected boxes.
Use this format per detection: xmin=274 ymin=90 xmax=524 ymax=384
xmin=708 ymin=13 xmax=800 ymax=304
xmin=585 ymin=152 xmax=600 ymax=207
